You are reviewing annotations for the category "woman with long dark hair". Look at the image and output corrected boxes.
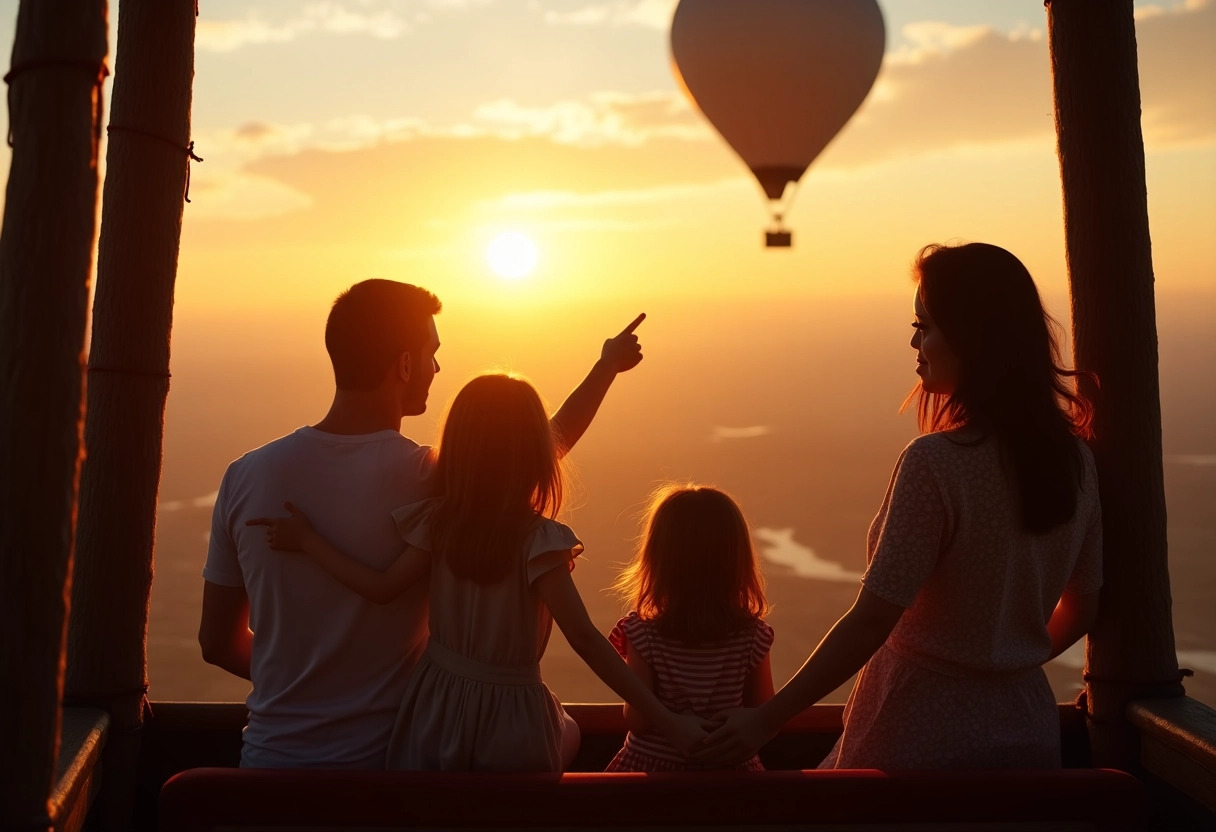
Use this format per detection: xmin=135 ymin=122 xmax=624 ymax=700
xmin=697 ymin=242 xmax=1103 ymax=769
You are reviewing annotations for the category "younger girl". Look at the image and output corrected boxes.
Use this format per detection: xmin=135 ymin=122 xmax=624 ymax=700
xmin=606 ymin=485 xmax=774 ymax=772
xmin=252 ymin=373 xmax=708 ymax=771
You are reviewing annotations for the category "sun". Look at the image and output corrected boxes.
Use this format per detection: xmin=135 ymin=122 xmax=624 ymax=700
xmin=486 ymin=232 xmax=538 ymax=280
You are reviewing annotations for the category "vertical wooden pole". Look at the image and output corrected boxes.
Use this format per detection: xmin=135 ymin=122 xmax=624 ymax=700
xmin=1046 ymin=0 xmax=1181 ymax=768
xmin=0 ymin=1 xmax=108 ymax=828
xmin=65 ymin=0 xmax=196 ymax=827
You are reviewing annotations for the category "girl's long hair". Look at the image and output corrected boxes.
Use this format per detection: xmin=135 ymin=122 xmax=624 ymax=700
xmin=614 ymin=485 xmax=769 ymax=644
xmin=905 ymin=243 xmax=1095 ymax=533
xmin=430 ymin=373 xmax=563 ymax=583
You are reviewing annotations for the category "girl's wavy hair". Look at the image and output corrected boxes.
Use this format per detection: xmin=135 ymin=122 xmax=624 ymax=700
xmin=614 ymin=484 xmax=769 ymax=644
xmin=903 ymin=242 xmax=1096 ymax=533
xmin=430 ymin=373 xmax=563 ymax=583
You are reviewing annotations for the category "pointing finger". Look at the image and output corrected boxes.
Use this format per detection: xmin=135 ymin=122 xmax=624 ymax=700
xmin=617 ymin=313 xmax=645 ymax=337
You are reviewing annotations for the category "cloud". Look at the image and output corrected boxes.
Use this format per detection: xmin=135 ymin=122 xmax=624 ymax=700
xmin=820 ymin=0 xmax=1215 ymax=167
xmin=209 ymin=91 xmax=704 ymax=167
xmin=159 ymin=491 xmax=219 ymax=512
xmin=184 ymin=122 xmax=320 ymax=220
xmin=543 ymin=0 xmax=675 ymax=28
xmin=1135 ymin=0 xmax=1216 ymax=145
xmin=516 ymin=216 xmax=689 ymax=232
xmin=197 ymin=2 xmax=408 ymax=51
xmin=1136 ymin=0 xmax=1208 ymax=20
xmin=1167 ymin=454 xmax=1216 ymax=466
xmin=223 ymin=121 xmax=316 ymax=154
xmin=187 ymin=171 xmax=315 ymax=221
xmin=186 ymin=1 xmax=1213 ymax=223
xmin=472 ymin=91 xmax=707 ymax=145
xmin=887 ymin=22 xmax=995 ymax=66
xmin=188 ymin=129 xmax=738 ymax=238
xmin=232 ymin=122 xmax=277 ymax=142
xmin=424 ymin=0 xmax=498 ymax=7
xmin=711 ymin=425 xmax=772 ymax=442
xmin=490 ymin=178 xmax=740 ymax=210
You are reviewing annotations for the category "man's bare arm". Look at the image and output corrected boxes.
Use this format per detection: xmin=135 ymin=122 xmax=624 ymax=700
xmin=199 ymin=581 xmax=253 ymax=680
xmin=551 ymin=313 xmax=645 ymax=457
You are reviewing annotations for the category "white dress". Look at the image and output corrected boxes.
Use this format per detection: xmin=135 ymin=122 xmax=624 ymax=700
xmin=385 ymin=499 xmax=583 ymax=771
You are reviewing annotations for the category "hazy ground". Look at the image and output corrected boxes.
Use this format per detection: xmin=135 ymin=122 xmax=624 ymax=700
xmin=146 ymin=292 xmax=1216 ymax=707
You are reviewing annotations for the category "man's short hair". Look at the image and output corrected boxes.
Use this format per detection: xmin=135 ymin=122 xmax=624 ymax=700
xmin=325 ymin=280 xmax=441 ymax=391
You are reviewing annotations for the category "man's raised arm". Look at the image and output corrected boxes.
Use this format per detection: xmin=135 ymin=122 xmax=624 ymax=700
xmin=550 ymin=313 xmax=645 ymax=457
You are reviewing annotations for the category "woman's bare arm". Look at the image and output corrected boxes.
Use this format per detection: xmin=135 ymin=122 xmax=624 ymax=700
xmin=695 ymin=586 xmax=903 ymax=764
xmin=1047 ymin=589 xmax=1100 ymax=660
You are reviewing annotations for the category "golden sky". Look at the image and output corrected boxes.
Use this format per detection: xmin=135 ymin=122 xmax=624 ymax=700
xmin=0 ymin=0 xmax=1212 ymax=313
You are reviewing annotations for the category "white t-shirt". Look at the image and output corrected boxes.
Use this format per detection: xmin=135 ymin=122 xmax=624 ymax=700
xmin=203 ymin=426 xmax=434 ymax=768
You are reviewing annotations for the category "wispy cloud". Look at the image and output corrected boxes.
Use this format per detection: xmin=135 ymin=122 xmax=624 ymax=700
xmin=159 ymin=491 xmax=219 ymax=512
xmin=1167 ymin=454 xmax=1216 ymax=467
xmin=185 ymin=122 xmax=319 ymax=220
xmin=424 ymin=0 xmax=498 ymax=7
xmin=886 ymin=22 xmax=995 ymax=66
xmin=711 ymin=425 xmax=772 ymax=442
xmin=198 ymin=2 xmax=409 ymax=51
xmin=1135 ymin=0 xmax=1208 ymax=20
xmin=186 ymin=0 xmax=1214 ymax=222
xmin=472 ymin=91 xmax=707 ymax=145
xmin=825 ymin=0 xmax=1216 ymax=167
xmin=489 ymin=178 xmax=743 ymax=210
xmin=542 ymin=0 xmax=676 ymax=29
xmin=188 ymin=172 xmax=315 ymax=221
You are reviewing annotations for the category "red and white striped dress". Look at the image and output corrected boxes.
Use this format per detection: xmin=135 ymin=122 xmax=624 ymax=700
xmin=605 ymin=611 xmax=775 ymax=772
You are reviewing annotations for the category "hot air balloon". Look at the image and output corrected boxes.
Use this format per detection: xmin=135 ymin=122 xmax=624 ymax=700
xmin=671 ymin=0 xmax=886 ymax=247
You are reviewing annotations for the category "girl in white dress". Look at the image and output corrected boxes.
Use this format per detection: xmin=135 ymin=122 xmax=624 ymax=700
xmin=253 ymin=373 xmax=708 ymax=771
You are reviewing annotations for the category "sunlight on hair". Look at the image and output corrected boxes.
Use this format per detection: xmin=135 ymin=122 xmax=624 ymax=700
xmin=486 ymin=232 xmax=538 ymax=280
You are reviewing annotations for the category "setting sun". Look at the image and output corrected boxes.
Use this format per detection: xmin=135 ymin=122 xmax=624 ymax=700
xmin=486 ymin=232 xmax=538 ymax=280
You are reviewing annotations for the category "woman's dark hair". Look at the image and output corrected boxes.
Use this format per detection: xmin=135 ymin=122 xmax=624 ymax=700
xmin=906 ymin=242 xmax=1095 ymax=533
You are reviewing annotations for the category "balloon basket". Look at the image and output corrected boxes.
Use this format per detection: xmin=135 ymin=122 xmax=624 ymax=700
xmin=765 ymin=230 xmax=792 ymax=248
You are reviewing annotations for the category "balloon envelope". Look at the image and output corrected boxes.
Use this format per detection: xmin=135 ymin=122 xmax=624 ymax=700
xmin=671 ymin=0 xmax=885 ymax=202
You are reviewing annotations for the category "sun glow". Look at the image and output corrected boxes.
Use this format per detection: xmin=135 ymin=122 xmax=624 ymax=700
xmin=486 ymin=232 xmax=538 ymax=280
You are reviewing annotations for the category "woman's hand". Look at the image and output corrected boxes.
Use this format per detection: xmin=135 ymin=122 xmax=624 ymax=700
xmin=246 ymin=502 xmax=319 ymax=553
xmin=691 ymin=707 xmax=776 ymax=766
xmin=658 ymin=711 xmax=714 ymax=758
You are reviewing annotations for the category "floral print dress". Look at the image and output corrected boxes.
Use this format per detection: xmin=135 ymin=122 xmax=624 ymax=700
xmin=820 ymin=432 xmax=1102 ymax=770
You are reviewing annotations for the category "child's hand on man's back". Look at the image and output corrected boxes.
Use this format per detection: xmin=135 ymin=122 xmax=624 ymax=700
xmin=246 ymin=501 xmax=318 ymax=553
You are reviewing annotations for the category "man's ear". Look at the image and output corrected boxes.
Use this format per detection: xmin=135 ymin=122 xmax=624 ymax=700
xmin=397 ymin=350 xmax=412 ymax=383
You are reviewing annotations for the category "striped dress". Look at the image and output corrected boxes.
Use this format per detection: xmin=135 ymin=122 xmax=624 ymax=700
xmin=605 ymin=612 xmax=775 ymax=772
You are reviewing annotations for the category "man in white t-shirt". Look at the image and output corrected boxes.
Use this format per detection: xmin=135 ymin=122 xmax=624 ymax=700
xmin=199 ymin=280 xmax=644 ymax=768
